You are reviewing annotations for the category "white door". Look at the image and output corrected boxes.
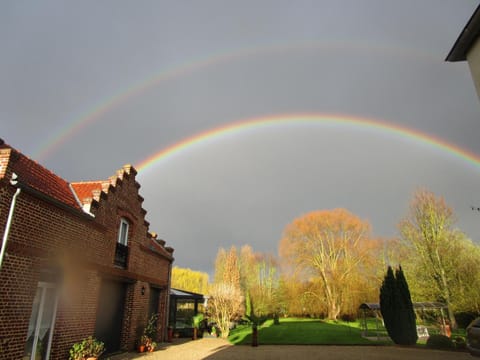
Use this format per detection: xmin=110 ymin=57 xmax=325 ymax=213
xmin=23 ymin=282 xmax=59 ymax=360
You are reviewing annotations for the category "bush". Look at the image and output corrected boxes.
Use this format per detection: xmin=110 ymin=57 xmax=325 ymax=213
xmin=455 ymin=312 xmax=478 ymax=329
xmin=340 ymin=313 xmax=356 ymax=322
xmin=69 ymin=336 xmax=105 ymax=360
xmin=144 ymin=313 xmax=159 ymax=339
xmin=452 ymin=336 xmax=466 ymax=350
xmin=426 ymin=334 xmax=454 ymax=350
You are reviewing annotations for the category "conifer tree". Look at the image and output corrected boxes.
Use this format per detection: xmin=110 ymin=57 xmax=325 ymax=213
xmin=379 ymin=266 xmax=417 ymax=345
xmin=395 ymin=266 xmax=417 ymax=345
xmin=380 ymin=266 xmax=397 ymax=341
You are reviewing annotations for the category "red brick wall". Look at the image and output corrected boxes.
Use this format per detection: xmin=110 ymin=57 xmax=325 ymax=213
xmin=0 ymin=166 xmax=173 ymax=359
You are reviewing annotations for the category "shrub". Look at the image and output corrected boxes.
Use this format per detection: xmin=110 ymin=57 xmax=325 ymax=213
xmin=69 ymin=336 xmax=105 ymax=360
xmin=455 ymin=312 xmax=478 ymax=329
xmin=426 ymin=334 xmax=454 ymax=350
xmin=144 ymin=313 xmax=159 ymax=340
xmin=452 ymin=336 xmax=466 ymax=350
xmin=340 ymin=313 xmax=356 ymax=322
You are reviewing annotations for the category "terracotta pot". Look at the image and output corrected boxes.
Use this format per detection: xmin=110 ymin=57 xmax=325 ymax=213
xmin=86 ymin=357 xmax=97 ymax=360
xmin=138 ymin=344 xmax=146 ymax=352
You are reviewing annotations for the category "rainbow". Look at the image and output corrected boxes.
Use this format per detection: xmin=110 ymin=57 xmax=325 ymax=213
xmin=135 ymin=114 xmax=480 ymax=175
xmin=32 ymin=41 xmax=438 ymax=161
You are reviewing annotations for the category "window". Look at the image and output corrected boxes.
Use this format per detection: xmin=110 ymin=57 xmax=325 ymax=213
xmin=118 ymin=218 xmax=129 ymax=246
xmin=23 ymin=282 xmax=59 ymax=360
xmin=115 ymin=218 xmax=129 ymax=268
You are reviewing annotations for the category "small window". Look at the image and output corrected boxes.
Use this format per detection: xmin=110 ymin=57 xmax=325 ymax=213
xmin=118 ymin=218 xmax=129 ymax=246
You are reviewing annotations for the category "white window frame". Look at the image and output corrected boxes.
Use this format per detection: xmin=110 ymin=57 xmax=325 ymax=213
xmin=25 ymin=282 xmax=59 ymax=360
xmin=118 ymin=218 xmax=129 ymax=246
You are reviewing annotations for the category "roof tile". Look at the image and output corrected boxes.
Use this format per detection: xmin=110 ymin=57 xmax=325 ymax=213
xmin=0 ymin=140 xmax=81 ymax=210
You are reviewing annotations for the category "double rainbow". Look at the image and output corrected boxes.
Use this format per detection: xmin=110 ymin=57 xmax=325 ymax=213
xmin=33 ymin=41 xmax=438 ymax=162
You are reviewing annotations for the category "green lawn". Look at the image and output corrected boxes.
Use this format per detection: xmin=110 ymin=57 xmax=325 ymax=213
xmin=228 ymin=317 xmax=392 ymax=345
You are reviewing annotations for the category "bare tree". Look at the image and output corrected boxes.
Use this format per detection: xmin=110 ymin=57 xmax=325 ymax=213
xmin=399 ymin=189 xmax=459 ymax=328
xmin=207 ymin=283 xmax=244 ymax=338
xmin=279 ymin=208 xmax=376 ymax=320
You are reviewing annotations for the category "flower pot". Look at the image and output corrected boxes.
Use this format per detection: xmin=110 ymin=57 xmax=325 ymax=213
xmin=86 ymin=358 xmax=98 ymax=360
xmin=138 ymin=344 xmax=146 ymax=352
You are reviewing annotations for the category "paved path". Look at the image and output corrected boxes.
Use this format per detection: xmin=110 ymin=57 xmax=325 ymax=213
xmin=108 ymin=338 xmax=473 ymax=360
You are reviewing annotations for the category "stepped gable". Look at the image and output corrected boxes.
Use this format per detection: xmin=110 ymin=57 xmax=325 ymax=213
xmin=0 ymin=138 xmax=81 ymax=210
xmin=148 ymin=232 xmax=175 ymax=258
xmin=71 ymin=165 xmax=174 ymax=257
xmin=70 ymin=165 xmax=151 ymax=222
xmin=71 ymin=164 xmax=141 ymax=208
xmin=0 ymin=138 xmax=175 ymax=259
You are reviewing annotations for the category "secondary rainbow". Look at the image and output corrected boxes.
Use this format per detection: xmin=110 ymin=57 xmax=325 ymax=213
xmin=33 ymin=41 xmax=437 ymax=161
xmin=135 ymin=114 xmax=480 ymax=175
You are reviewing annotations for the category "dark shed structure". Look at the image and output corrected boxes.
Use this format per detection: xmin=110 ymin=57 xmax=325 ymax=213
xmin=169 ymin=288 xmax=206 ymax=337
xmin=359 ymin=302 xmax=448 ymax=340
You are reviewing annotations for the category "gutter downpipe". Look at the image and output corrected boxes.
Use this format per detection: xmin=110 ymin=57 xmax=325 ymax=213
xmin=0 ymin=173 xmax=21 ymax=272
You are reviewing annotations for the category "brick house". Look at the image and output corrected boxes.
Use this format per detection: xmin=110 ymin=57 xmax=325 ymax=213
xmin=0 ymin=139 xmax=174 ymax=359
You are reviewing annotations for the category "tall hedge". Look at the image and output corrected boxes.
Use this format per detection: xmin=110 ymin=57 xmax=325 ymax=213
xmin=395 ymin=266 xmax=418 ymax=344
xmin=379 ymin=266 xmax=417 ymax=345
xmin=380 ymin=266 xmax=398 ymax=340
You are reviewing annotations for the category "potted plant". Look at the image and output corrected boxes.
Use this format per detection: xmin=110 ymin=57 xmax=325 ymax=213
xmin=147 ymin=341 xmax=157 ymax=352
xmin=69 ymin=336 xmax=105 ymax=360
xmin=144 ymin=313 xmax=159 ymax=340
xmin=192 ymin=313 xmax=204 ymax=340
xmin=138 ymin=334 xmax=150 ymax=353
xmin=139 ymin=313 xmax=158 ymax=351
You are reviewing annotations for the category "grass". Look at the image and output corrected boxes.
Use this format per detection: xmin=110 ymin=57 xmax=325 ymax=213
xmin=228 ymin=317 xmax=392 ymax=345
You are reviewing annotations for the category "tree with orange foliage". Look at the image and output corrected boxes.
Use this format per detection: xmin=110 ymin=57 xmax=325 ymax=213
xmin=279 ymin=208 xmax=377 ymax=320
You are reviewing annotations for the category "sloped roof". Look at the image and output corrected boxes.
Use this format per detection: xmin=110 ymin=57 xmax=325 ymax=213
xmin=446 ymin=5 xmax=480 ymax=62
xmin=1 ymin=138 xmax=174 ymax=258
xmin=0 ymin=139 xmax=81 ymax=210
xmin=70 ymin=181 xmax=103 ymax=201
xmin=170 ymin=288 xmax=205 ymax=299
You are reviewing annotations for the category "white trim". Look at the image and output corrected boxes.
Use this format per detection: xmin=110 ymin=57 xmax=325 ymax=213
xmin=118 ymin=218 xmax=129 ymax=246
xmin=44 ymin=287 xmax=60 ymax=360
xmin=69 ymin=184 xmax=95 ymax=217
xmin=30 ymin=287 xmax=46 ymax=360
xmin=28 ymin=282 xmax=58 ymax=360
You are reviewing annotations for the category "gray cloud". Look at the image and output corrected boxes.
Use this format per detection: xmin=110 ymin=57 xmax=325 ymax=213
xmin=2 ymin=0 xmax=480 ymax=273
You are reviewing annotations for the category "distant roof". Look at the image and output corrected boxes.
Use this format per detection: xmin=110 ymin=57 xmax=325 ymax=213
xmin=359 ymin=302 xmax=447 ymax=310
xmin=170 ymin=288 xmax=205 ymax=300
xmin=70 ymin=181 xmax=105 ymax=202
xmin=446 ymin=5 xmax=480 ymax=62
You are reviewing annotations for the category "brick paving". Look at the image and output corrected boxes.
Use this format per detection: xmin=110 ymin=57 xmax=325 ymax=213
xmin=108 ymin=338 xmax=473 ymax=360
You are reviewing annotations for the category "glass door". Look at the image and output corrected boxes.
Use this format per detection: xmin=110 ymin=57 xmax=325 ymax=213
xmin=23 ymin=282 xmax=59 ymax=360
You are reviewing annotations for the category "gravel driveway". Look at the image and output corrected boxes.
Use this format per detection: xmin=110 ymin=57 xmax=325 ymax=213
xmin=109 ymin=338 xmax=473 ymax=360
